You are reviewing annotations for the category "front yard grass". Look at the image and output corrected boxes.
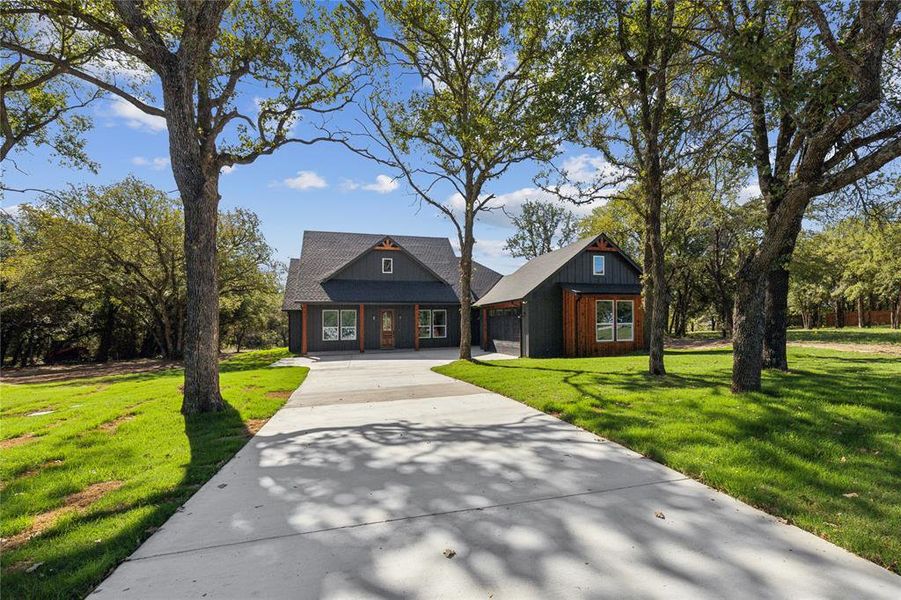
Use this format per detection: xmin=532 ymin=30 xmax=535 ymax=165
xmin=685 ymin=326 xmax=901 ymax=346
xmin=0 ymin=348 xmax=307 ymax=599
xmin=435 ymin=347 xmax=900 ymax=573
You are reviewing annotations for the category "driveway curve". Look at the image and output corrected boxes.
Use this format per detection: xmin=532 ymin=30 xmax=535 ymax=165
xmin=93 ymin=348 xmax=901 ymax=599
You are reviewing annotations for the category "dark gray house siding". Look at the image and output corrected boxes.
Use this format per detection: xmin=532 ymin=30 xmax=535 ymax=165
xmin=331 ymin=250 xmax=440 ymax=282
xmin=476 ymin=235 xmax=644 ymax=358
xmin=306 ymin=304 xmax=364 ymax=353
xmin=283 ymin=231 xmax=502 ymax=355
xmin=288 ymin=311 xmax=303 ymax=354
xmin=418 ymin=304 xmax=462 ymax=349
xmin=524 ymin=251 xmax=641 ymax=357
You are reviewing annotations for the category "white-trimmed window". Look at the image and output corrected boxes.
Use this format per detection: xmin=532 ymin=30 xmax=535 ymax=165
xmin=592 ymin=255 xmax=605 ymax=276
xmin=323 ymin=309 xmax=356 ymax=341
xmin=432 ymin=309 xmax=447 ymax=338
xmin=616 ymin=300 xmax=634 ymax=341
xmin=382 ymin=257 xmax=393 ymax=274
xmin=418 ymin=309 xmax=432 ymax=339
xmin=322 ymin=310 xmax=339 ymax=341
xmin=340 ymin=309 xmax=357 ymax=341
xmin=595 ymin=300 xmax=614 ymax=342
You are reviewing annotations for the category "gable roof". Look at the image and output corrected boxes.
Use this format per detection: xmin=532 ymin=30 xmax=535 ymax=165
xmin=282 ymin=230 xmax=502 ymax=308
xmin=473 ymin=234 xmax=641 ymax=307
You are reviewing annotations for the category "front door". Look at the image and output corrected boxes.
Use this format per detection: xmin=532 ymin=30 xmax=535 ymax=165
xmin=380 ymin=309 xmax=395 ymax=349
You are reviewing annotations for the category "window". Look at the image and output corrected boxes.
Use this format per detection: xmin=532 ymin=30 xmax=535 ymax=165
xmin=432 ymin=309 xmax=447 ymax=338
xmin=418 ymin=309 xmax=432 ymax=339
xmin=340 ymin=309 xmax=357 ymax=341
xmin=595 ymin=300 xmax=614 ymax=342
xmin=323 ymin=309 xmax=356 ymax=341
xmin=382 ymin=257 xmax=393 ymax=274
xmin=592 ymin=254 xmax=605 ymax=276
xmin=616 ymin=300 xmax=634 ymax=341
xmin=418 ymin=309 xmax=448 ymax=339
xmin=322 ymin=310 xmax=339 ymax=341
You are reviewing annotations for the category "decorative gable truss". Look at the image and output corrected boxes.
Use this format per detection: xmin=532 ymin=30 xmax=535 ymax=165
xmin=374 ymin=237 xmax=401 ymax=251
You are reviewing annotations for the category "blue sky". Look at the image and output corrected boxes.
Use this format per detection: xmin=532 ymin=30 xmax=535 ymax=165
xmin=1 ymin=92 xmax=620 ymax=275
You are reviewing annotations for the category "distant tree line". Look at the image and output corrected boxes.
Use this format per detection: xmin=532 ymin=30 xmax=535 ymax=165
xmin=789 ymin=219 xmax=901 ymax=330
xmin=1 ymin=178 xmax=285 ymax=367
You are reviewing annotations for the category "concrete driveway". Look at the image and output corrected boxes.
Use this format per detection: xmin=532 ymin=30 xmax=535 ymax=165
xmin=93 ymin=348 xmax=900 ymax=599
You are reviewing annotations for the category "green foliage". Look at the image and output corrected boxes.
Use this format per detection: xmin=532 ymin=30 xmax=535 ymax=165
xmin=436 ymin=347 xmax=901 ymax=572
xmin=788 ymin=218 xmax=901 ymax=327
xmin=579 ymin=178 xmax=764 ymax=335
xmin=1 ymin=179 xmax=284 ymax=365
xmin=504 ymin=199 xmax=578 ymax=259
xmin=0 ymin=349 xmax=307 ymax=599
xmin=0 ymin=9 xmax=105 ymax=171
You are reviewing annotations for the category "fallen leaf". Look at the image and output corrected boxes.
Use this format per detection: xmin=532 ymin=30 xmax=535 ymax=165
xmin=25 ymin=562 xmax=44 ymax=573
xmin=842 ymin=492 xmax=859 ymax=498
xmin=654 ymin=511 xmax=665 ymax=520
xmin=443 ymin=548 xmax=456 ymax=559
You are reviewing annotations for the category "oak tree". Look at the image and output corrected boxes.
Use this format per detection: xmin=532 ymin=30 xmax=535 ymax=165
xmin=1 ymin=0 xmax=363 ymax=412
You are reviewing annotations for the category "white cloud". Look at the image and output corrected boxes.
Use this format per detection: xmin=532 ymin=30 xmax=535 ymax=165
xmin=342 ymin=174 xmax=399 ymax=194
xmin=561 ymin=153 xmax=624 ymax=184
xmin=738 ymin=181 xmax=761 ymax=204
xmin=363 ymin=175 xmax=399 ymax=194
xmin=131 ymin=155 xmax=170 ymax=170
xmin=110 ymin=97 xmax=166 ymax=132
xmin=1 ymin=203 xmax=22 ymax=218
xmin=281 ymin=170 xmax=327 ymax=190
xmin=220 ymin=165 xmax=236 ymax=175
xmin=444 ymin=185 xmax=597 ymax=229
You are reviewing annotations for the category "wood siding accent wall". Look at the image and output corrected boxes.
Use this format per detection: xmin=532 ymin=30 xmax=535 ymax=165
xmin=563 ymin=292 xmax=644 ymax=357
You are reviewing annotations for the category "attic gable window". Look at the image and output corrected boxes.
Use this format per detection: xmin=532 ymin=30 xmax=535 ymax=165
xmin=382 ymin=257 xmax=393 ymax=274
xmin=592 ymin=255 xmax=605 ymax=276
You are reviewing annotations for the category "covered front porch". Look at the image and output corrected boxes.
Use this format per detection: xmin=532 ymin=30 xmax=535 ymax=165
xmin=291 ymin=303 xmax=480 ymax=355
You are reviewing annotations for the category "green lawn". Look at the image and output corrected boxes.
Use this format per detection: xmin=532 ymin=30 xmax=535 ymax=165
xmin=0 ymin=349 xmax=307 ymax=599
xmin=685 ymin=326 xmax=901 ymax=346
xmin=435 ymin=347 xmax=900 ymax=573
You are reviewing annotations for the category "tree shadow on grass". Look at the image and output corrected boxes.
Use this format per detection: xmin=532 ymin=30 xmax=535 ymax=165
xmin=447 ymin=355 xmax=900 ymax=571
xmin=0 ymin=400 xmax=253 ymax=599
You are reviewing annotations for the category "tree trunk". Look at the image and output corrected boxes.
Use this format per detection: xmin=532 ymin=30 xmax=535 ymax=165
xmin=642 ymin=234 xmax=653 ymax=349
xmin=731 ymin=269 xmax=765 ymax=392
xmin=180 ymin=178 xmax=224 ymax=413
xmin=857 ymin=297 xmax=865 ymax=328
xmin=160 ymin=66 xmax=224 ymax=414
xmin=762 ymin=264 xmax=790 ymax=370
xmin=95 ymin=298 xmax=116 ymax=363
xmin=762 ymin=209 xmax=802 ymax=370
xmin=458 ymin=208 xmax=475 ymax=361
xmin=646 ymin=185 xmax=666 ymax=376
xmin=834 ymin=299 xmax=844 ymax=328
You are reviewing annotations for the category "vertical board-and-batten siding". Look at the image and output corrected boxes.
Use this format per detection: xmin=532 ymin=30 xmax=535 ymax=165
xmin=330 ymin=250 xmax=441 ymax=282
xmin=299 ymin=303 xmax=460 ymax=352
xmin=287 ymin=311 xmax=302 ymax=354
xmin=526 ymin=251 xmax=642 ymax=357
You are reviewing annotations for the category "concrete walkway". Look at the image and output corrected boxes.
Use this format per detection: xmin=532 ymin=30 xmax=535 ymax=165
xmin=93 ymin=348 xmax=900 ymax=599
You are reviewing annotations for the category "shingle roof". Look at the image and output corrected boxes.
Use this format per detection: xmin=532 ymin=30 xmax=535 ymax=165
xmin=282 ymin=230 xmax=502 ymax=308
xmin=473 ymin=234 xmax=640 ymax=307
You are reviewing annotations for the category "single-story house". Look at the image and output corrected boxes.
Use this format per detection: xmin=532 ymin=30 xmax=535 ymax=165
xmin=282 ymin=231 xmax=502 ymax=353
xmin=474 ymin=234 xmax=646 ymax=357
xmin=283 ymin=230 xmax=645 ymax=358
